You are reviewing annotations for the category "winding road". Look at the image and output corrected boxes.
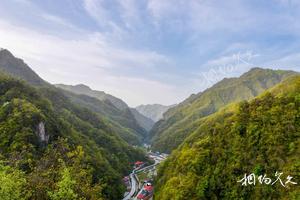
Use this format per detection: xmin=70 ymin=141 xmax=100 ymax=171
xmin=123 ymin=172 xmax=138 ymax=200
xmin=122 ymin=154 xmax=166 ymax=200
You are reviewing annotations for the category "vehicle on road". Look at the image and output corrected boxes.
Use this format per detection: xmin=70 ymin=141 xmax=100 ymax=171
xmin=143 ymin=179 xmax=153 ymax=186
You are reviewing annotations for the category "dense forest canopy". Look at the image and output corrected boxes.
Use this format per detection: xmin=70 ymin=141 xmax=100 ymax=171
xmin=155 ymin=75 xmax=300 ymax=200
xmin=0 ymin=49 xmax=148 ymax=146
xmin=0 ymin=73 xmax=148 ymax=200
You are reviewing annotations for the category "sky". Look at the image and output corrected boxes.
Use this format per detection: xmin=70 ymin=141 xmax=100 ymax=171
xmin=0 ymin=0 xmax=299 ymax=106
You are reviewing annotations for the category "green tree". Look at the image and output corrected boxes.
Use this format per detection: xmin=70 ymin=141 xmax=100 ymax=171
xmin=0 ymin=162 xmax=29 ymax=200
xmin=48 ymin=167 xmax=78 ymax=200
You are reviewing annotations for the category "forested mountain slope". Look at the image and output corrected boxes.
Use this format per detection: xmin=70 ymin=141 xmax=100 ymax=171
xmin=0 ymin=49 xmax=151 ymax=199
xmin=155 ymin=75 xmax=300 ymax=200
xmin=0 ymin=49 xmax=147 ymax=145
xmin=0 ymin=73 xmax=148 ymax=200
xmin=55 ymin=84 xmax=149 ymax=142
xmin=55 ymin=88 xmax=147 ymax=145
xmin=150 ymin=68 xmax=298 ymax=153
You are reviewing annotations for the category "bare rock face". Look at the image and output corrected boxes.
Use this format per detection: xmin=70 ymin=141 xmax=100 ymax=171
xmin=36 ymin=122 xmax=49 ymax=143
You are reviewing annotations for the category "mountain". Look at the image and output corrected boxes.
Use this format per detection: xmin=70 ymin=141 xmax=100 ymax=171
xmin=155 ymin=75 xmax=300 ymax=199
xmin=55 ymin=84 xmax=128 ymax=111
xmin=0 ymin=49 xmax=147 ymax=145
xmin=0 ymin=49 xmax=151 ymax=199
xmin=135 ymin=104 xmax=174 ymax=122
xmin=0 ymin=49 xmax=47 ymax=86
xmin=0 ymin=72 xmax=149 ymax=200
xmin=59 ymin=89 xmax=147 ymax=145
xmin=55 ymin=84 xmax=149 ymax=141
xmin=150 ymin=68 xmax=299 ymax=153
xmin=130 ymin=108 xmax=155 ymax=132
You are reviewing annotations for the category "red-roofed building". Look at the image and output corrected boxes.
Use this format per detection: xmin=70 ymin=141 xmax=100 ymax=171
xmin=134 ymin=161 xmax=144 ymax=168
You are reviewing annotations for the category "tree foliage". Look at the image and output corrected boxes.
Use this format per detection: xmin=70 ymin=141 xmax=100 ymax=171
xmin=0 ymin=73 xmax=148 ymax=199
xmin=155 ymin=76 xmax=300 ymax=200
xmin=150 ymin=68 xmax=298 ymax=153
xmin=0 ymin=162 xmax=29 ymax=200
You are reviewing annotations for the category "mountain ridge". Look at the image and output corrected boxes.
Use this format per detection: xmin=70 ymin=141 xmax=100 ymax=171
xmin=155 ymin=75 xmax=300 ymax=199
xmin=0 ymin=48 xmax=152 ymax=199
xmin=150 ymin=67 xmax=299 ymax=153
xmin=55 ymin=83 xmax=155 ymax=133
xmin=55 ymin=83 xmax=129 ymax=111
xmin=0 ymin=49 xmax=151 ymax=145
xmin=0 ymin=71 xmax=148 ymax=200
xmin=0 ymin=49 xmax=47 ymax=86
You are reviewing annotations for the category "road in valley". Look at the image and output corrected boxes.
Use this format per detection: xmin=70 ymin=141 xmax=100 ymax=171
xmin=123 ymin=172 xmax=138 ymax=200
xmin=122 ymin=153 xmax=167 ymax=200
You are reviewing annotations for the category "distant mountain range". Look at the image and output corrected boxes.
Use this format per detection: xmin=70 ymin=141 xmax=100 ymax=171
xmin=55 ymin=83 xmax=155 ymax=132
xmin=0 ymin=49 xmax=153 ymax=145
xmin=130 ymin=108 xmax=155 ymax=131
xmin=135 ymin=104 xmax=175 ymax=122
xmin=0 ymin=49 xmax=172 ymax=135
xmin=55 ymin=84 xmax=129 ymax=111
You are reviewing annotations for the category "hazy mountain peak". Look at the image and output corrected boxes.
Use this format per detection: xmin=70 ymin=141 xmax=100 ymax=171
xmin=55 ymin=83 xmax=155 ymax=132
xmin=55 ymin=83 xmax=129 ymax=111
xmin=135 ymin=104 xmax=175 ymax=122
xmin=73 ymin=84 xmax=92 ymax=91
xmin=0 ymin=48 xmax=11 ymax=54
xmin=56 ymin=83 xmax=100 ymax=94
xmin=0 ymin=49 xmax=46 ymax=86
xmin=130 ymin=108 xmax=155 ymax=132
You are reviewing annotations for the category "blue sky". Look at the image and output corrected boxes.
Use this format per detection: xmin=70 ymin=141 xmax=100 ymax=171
xmin=0 ymin=0 xmax=299 ymax=106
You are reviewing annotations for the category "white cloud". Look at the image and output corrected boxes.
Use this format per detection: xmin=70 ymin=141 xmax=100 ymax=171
xmin=41 ymin=14 xmax=74 ymax=28
xmin=0 ymin=19 xmax=175 ymax=106
xmin=88 ymin=76 xmax=183 ymax=106
xmin=147 ymin=0 xmax=189 ymax=29
xmin=1 ymin=0 xmax=299 ymax=106
xmin=205 ymin=51 xmax=259 ymax=67
xmin=147 ymin=0 xmax=173 ymax=20
xmin=263 ymin=52 xmax=300 ymax=72
xmin=83 ymin=0 xmax=115 ymax=28
xmin=119 ymin=0 xmax=141 ymax=28
xmin=83 ymin=0 xmax=106 ymax=23
xmin=11 ymin=0 xmax=32 ymax=5
xmin=146 ymin=0 xmax=300 ymax=39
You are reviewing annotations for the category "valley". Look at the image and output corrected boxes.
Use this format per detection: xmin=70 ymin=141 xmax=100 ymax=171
xmin=0 ymin=48 xmax=299 ymax=200
xmin=1 ymin=1 xmax=300 ymax=199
